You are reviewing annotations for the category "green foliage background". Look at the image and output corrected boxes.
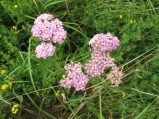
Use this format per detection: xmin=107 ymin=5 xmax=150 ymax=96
xmin=0 ymin=0 xmax=159 ymax=118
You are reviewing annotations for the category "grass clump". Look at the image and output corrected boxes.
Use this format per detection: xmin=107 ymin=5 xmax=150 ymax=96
xmin=0 ymin=0 xmax=159 ymax=118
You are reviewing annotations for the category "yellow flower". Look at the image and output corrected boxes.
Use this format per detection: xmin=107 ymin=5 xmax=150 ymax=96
xmin=1 ymin=82 xmax=12 ymax=90
xmin=1 ymin=70 xmax=7 ymax=75
xmin=55 ymin=90 xmax=60 ymax=97
xmin=14 ymin=5 xmax=18 ymax=8
xmin=1 ymin=84 xmax=9 ymax=90
xmin=11 ymin=103 xmax=19 ymax=114
xmin=12 ymin=26 xmax=17 ymax=30
xmin=119 ymin=15 xmax=123 ymax=19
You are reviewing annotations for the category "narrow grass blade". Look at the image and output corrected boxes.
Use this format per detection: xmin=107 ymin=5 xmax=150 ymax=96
xmin=135 ymin=104 xmax=151 ymax=119
xmin=63 ymin=24 xmax=88 ymax=39
xmin=0 ymin=96 xmax=10 ymax=105
xmin=32 ymin=0 xmax=40 ymax=14
xmin=37 ymin=97 xmax=46 ymax=119
xmin=28 ymin=37 xmax=36 ymax=91
xmin=44 ymin=0 xmax=67 ymax=10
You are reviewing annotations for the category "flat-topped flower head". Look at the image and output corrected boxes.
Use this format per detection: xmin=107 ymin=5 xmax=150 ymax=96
xmin=35 ymin=42 xmax=56 ymax=58
xmin=31 ymin=13 xmax=67 ymax=44
xmin=89 ymin=33 xmax=120 ymax=52
xmin=60 ymin=62 xmax=89 ymax=91
xmin=34 ymin=13 xmax=54 ymax=24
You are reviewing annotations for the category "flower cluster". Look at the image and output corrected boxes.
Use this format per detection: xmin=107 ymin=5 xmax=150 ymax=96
xmin=60 ymin=33 xmax=122 ymax=90
xmin=31 ymin=14 xmax=66 ymax=43
xmin=85 ymin=51 xmax=115 ymax=77
xmin=11 ymin=103 xmax=19 ymax=114
xmin=31 ymin=13 xmax=67 ymax=58
xmin=89 ymin=33 xmax=120 ymax=52
xmin=1 ymin=84 xmax=9 ymax=90
xmin=1 ymin=82 xmax=12 ymax=90
xmin=31 ymin=14 xmax=123 ymax=90
xmin=60 ymin=62 xmax=89 ymax=91
xmin=85 ymin=33 xmax=122 ymax=86
xmin=106 ymin=65 xmax=122 ymax=87
xmin=35 ymin=42 xmax=56 ymax=58
xmin=51 ymin=19 xmax=67 ymax=44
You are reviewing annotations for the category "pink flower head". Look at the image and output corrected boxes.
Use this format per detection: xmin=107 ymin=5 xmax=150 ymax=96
xmin=34 ymin=13 xmax=54 ymax=24
xmin=60 ymin=77 xmax=72 ymax=88
xmin=51 ymin=19 xmax=67 ymax=44
xmin=31 ymin=13 xmax=67 ymax=43
xmin=106 ymin=66 xmax=122 ymax=87
xmin=60 ymin=62 xmax=89 ymax=91
xmin=35 ymin=42 xmax=56 ymax=58
xmin=85 ymin=51 xmax=115 ymax=77
xmin=89 ymin=33 xmax=120 ymax=52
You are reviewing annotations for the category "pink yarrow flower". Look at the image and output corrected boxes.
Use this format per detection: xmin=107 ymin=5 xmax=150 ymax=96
xmin=35 ymin=42 xmax=56 ymax=58
xmin=85 ymin=32 xmax=123 ymax=86
xmin=89 ymin=33 xmax=120 ymax=52
xmin=106 ymin=65 xmax=122 ymax=87
xmin=60 ymin=62 xmax=89 ymax=91
xmin=85 ymin=51 xmax=115 ymax=77
xmin=31 ymin=13 xmax=67 ymax=44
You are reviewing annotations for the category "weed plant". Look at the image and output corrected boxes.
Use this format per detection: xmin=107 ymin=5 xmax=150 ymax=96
xmin=0 ymin=0 xmax=159 ymax=119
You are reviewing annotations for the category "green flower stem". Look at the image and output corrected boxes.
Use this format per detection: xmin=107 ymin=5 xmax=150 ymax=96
xmin=99 ymin=90 xmax=103 ymax=119
xmin=28 ymin=37 xmax=36 ymax=91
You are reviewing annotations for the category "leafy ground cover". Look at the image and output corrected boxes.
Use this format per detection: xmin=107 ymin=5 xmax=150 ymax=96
xmin=0 ymin=0 xmax=159 ymax=119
